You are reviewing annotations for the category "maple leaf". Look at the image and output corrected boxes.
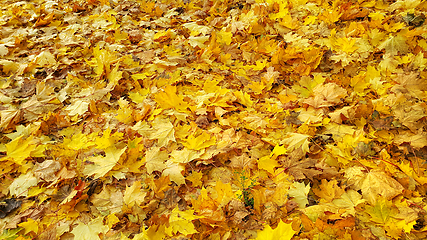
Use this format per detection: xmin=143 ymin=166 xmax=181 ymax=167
xmin=394 ymin=131 xmax=427 ymax=149
xmin=123 ymin=181 xmax=147 ymax=207
xmin=0 ymin=228 xmax=22 ymax=240
xmin=9 ymin=172 xmax=38 ymax=197
xmin=332 ymin=190 xmax=366 ymax=217
xmin=65 ymin=100 xmax=89 ymax=116
xmin=148 ymin=116 xmax=175 ymax=147
xmin=5 ymin=135 xmax=37 ymax=165
xmin=162 ymin=160 xmax=185 ymax=185
xmin=281 ymin=133 xmax=311 ymax=154
xmin=34 ymin=160 xmax=61 ymax=182
xmin=63 ymin=132 xmax=96 ymax=150
xmin=183 ymin=131 xmax=216 ymax=151
xmin=258 ymin=155 xmax=280 ymax=174
xmin=143 ymin=225 xmax=167 ymax=240
xmin=256 ymin=219 xmax=297 ymax=240
xmin=144 ymin=147 xmax=168 ymax=174
xmin=303 ymin=83 xmax=347 ymax=108
xmin=106 ymin=64 xmax=122 ymax=88
xmin=215 ymin=180 xmax=235 ymax=206
xmin=91 ymin=185 xmax=124 ymax=215
xmin=278 ymin=149 xmax=322 ymax=180
xmin=34 ymin=51 xmax=56 ymax=66
xmin=365 ymin=197 xmax=398 ymax=230
xmin=106 ymin=214 xmax=120 ymax=228
xmin=18 ymin=218 xmax=39 ymax=235
xmin=288 ymin=181 xmax=310 ymax=209
xmin=313 ymin=179 xmax=345 ymax=203
xmin=358 ymin=170 xmax=404 ymax=204
xmin=170 ymin=148 xmax=203 ymax=164
xmin=83 ymin=146 xmax=127 ymax=179
xmin=70 ymin=217 xmax=109 ymax=240
xmin=393 ymin=103 xmax=426 ymax=131
xmin=234 ymin=90 xmax=254 ymax=107
xmin=392 ymin=72 xmax=427 ymax=100
xmin=94 ymin=128 xmax=123 ymax=150
xmin=86 ymin=44 xmax=117 ymax=77
xmin=154 ymin=85 xmax=189 ymax=113
xmin=229 ymin=153 xmax=257 ymax=170
xmin=165 ymin=206 xmax=201 ymax=236
xmin=378 ymin=34 xmax=409 ymax=56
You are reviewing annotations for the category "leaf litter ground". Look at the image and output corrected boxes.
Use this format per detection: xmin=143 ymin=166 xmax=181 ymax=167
xmin=1 ymin=0 xmax=427 ymax=239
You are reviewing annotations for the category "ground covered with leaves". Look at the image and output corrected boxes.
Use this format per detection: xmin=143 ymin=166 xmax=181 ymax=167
xmin=1 ymin=0 xmax=427 ymax=239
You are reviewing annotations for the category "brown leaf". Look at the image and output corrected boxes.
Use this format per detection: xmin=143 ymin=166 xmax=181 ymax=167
xmin=280 ymin=150 xmax=322 ymax=180
xmin=229 ymin=153 xmax=256 ymax=170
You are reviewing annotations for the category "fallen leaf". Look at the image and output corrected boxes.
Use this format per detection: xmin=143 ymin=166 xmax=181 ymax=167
xmin=70 ymin=217 xmax=109 ymax=240
xmin=256 ymin=219 xmax=297 ymax=240
xmin=83 ymin=146 xmax=127 ymax=179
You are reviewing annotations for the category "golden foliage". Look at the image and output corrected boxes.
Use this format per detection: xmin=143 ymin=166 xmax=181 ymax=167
xmin=1 ymin=0 xmax=427 ymax=239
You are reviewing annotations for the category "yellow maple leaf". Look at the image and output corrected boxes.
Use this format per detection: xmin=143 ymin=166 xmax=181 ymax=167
xmin=313 ymin=179 xmax=345 ymax=203
xmin=332 ymin=190 xmax=366 ymax=217
xmin=162 ymin=160 xmax=185 ymax=185
xmin=359 ymin=170 xmax=404 ymax=204
xmin=383 ymin=21 xmax=405 ymax=32
xmin=65 ymin=100 xmax=89 ymax=116
xmin=5 ymin=135 xmax=37 ymax=165
xmin=149 ymin=116 xmax=175 ymax=147
xmin=188 ymin=35 xmax=210 ymax=48
xmin=216 ymin=29 xmax=232 ymax=45
xmin=289 ymin=182 xmax=310 ymax=209
xmin=365 ymin=197 xmax=396 ymax=225
xmin=165 ymin=206 xmax=201 ymax=236
xmin=144 ymin=147 xmax=168 ymax=174
xmin=281 ymin=133 xmax=311 ymax=154
xmin=293 ymin=75 xmax=325 ymax=98
xmin=18 ymin=218 xmax=39 ymax=235
xmin=63 ymin=132 xmax=96 ymax=150
xmin=215 ymin=180 xmax=234 ymax=206
xmin=123 ymin=181 xmax=147 ymax=208
xmin=144 ymin=225 xmax=166 ymax=240
xmin=170 ymin=148 xmax=203 ymax=164
xmin=128 ymin=88 xmax=150 ymax=104
xmin=182 ymin=22 xmax=212 ymax=36
xmin=256 ymin=219 xmax=297 ymax=240
xmin=70 ymin=217 xmax=109 ymax=240
xmin=9 ymin=172 xmax=38 ymax=197
xmin=106 ymin=214 xmax=120 ymax=228
xmin=115 ymin=98 xmax=134 ymax=124
xmin=335 ymin=37 xmax=359 ymax=53
xmin=399 ymin=162 xmax=427 ymax=185
xmin=34 ymin=51 xmax=56 ymax=67
xmin=258 ymin=155 xmax=280 ymax=174
xmin=86 ymin=45 xmax=117 ymax=77
xmin=95 ymin=128 xmax=123 ymax=149
xmin=183 ymin=131 xmax=216 ymax=150
xmin=279 ymin=9 xmax=298 ymax=29
xmin=270 ymin=144 xmax=287 ymax=158
xmin=234 ymin=90 xmax=254 ymax=107
xmin=378 ymin=34 xmax=409 ymax=56
xmin=304 ymin=15 xmax=317 ymax=25
xmin=83 ymin=146 xmax=127 ymax=179
xmin=107 ymin=63 xmax=122 ymax=88
xmin=318 ymin=10 xmax=342 ymax=24
xmin=186 ymin=171 xmax=203 ymax=187
xmin=154 ymin=85 xmax=189 ymax=112
xmin=302 ymin=83 xmax=348 ymax=108
xmin=247 ymin=81 xmax=266 ymax=95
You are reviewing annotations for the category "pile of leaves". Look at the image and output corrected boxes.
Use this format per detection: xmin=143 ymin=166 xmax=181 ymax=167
xmin=1 ymin=0 xmax=427 ymax=239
